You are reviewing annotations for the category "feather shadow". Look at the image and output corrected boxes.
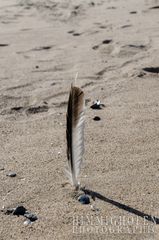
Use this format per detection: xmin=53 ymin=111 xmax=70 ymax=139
xmin=81 ymin=188 xmax=159 ymax=224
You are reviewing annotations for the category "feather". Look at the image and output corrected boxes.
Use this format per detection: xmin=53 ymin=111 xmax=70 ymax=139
xmin=66 ymin=85 xmax=85 ymax=188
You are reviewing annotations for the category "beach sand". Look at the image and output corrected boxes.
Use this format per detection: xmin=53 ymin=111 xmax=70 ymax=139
xmin=0 ymin=0 xmax=159 ymax=239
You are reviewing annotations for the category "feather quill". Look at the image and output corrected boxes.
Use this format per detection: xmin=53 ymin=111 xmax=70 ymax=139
xmin=66 ymin=85 xmax=85 ymax=188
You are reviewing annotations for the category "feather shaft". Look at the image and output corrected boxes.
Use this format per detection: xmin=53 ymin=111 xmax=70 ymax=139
xmin=66 ymin=85 xmax=85 ymax=188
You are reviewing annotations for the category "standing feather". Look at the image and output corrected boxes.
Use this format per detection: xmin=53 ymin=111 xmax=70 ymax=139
xmin=66 ymin=85 xmax=85 ymax=189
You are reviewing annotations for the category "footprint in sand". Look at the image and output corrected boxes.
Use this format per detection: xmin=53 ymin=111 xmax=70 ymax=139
xmin=0 ymin=105 xmax=49 ymax=116
xmin=112 ymin=44 xmax=147 ymax=58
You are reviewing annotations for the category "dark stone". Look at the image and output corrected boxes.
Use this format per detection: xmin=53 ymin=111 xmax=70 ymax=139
xmin=150 ymin=6 xmax=159 ymax=9
xmin=6 ymin=172 xmax=16 ymax=177
xmin=74 ymin=5 xmax=80 ymax=10
xmin=90 ymin=2 xmax=95 ymax=6
xmin=24 ymin=212 xmax=38 ymax=222
xmin=92 ymin=45 xmax=99 ymax=50
xmin=121 ymin=25 xmax=132 ymax=28
xmin=5 ymin=208 xmax=15 ymax=215
xmin=78 ymin=195 xmax=90 ymax=204
xmin=11 ymin=107 xmax=23 ymax=112
xmin=90 ymin=100 xmax=105 ymax=110
xmin=26 ymin=105 xmax=48 ymax=114
xmin=41 ymin=46 xmax=52 ymax=50
xmin=130 ymin=11 xmax=137 ymax=14
xmin=93 ymin=116 xmax=101 ymax=121
xmin=73 ymin=33 xmax=81 ymax=36
xmin=68 ymin=30 xmax=74 ymax=34
xmin=102 ymin=39 xmax=112 ymax=44
xmin=128 ymin=44 xmax=145 ymax=49
xmin=33 ymin=46 xmax=52 ymax=51
xmin=13 ymin=206 xmax=27 ymax=216
xmin=0 ymin=44 xmax=9 ymax=47
xmin=137 ymin=72 xmax=146 ymax=78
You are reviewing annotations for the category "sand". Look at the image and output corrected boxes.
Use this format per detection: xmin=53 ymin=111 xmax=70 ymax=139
xmin=0 ymin=0 xmax=159 ymax=239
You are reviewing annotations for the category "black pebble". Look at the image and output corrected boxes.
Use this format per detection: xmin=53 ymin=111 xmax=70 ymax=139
xmin=11 ymin=107 xmax=23 ymax=112
xmin=13 ymin=206 xmax=27 ymax=216
xmin=35 ymin=65 xmax=39 ymax=69
xmin=73 ymin=33 xmax=81 ymax=36
xmin=138 ymin=72 xmax=146 ymax=78
xmin=68 ymin=30 xmax=74 ymax=34
xmin=102 ymin=39 xmax=112 ymax=44
xmin=92 ymin=45 xmax=99 ymax=50
xmin=24 ymin=212 xmax=38 ymax=222
xmin=6 ymin=172 xmax=16 ymax=177
xmin=150 ymin=6 xmax=159 ymax=9
xmin=78 ymin=195 xmax=90 ymax=204
xmin=26 ymin=105 xmax=48 ymax=114
xmin=90 ymin=102 xmax=105 ymax=109
xmin=0 ymin=44 xmax=9 ymax=47
xmin=93 ymin=116 xmax=101 ymax=121
xmin=130 ymin=11 xmax=137 ymax=14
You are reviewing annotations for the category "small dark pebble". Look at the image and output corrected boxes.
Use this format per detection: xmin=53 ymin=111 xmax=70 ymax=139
xmin=41 ymin=46 xmax=52 ymax=50
xmin=92 ymin=45 xmax=99 ymax=50
xmin=138 ymin=72 xmax=146 ymax=78
xmin=99 ymin=25 xmax=107 ymax=29
xmin=13 ymin=206 xmax=27 ymax=216
xmin=128 ymin=44 xmax=145 ymax=49
xmin=34 ymin=46 xmax=52 ymax=51
xmin=11 ymin=107 xmax=23 ymax=112
xmin=102 ymin=39 xmax=112 ymax=44
xmin=130 ymin=11 xmax=137 ymax=14
xmin=90 ymin=2 xmax=95 ymax=6
xmin=26 ymin=105 xmax=48 ymax=114
xmin=93 ymin=116 xmax=101 ymax=121
xmin=107 ymin=6 xmax=116 ymax=9
xmin=6 ymin=172 xmax=16 ymax=177
xmin=0 ymin=44 xmax=9 ymax=47
xmin=150 ymin=6 xmax=159 ymax=9
xmin=73 ymin=33 xmax=81 ymax=36
xmin=0 ymin=167 xmax=4 ymax=171
xmin=24 ymin=212 xmax=38 ymax=222
xmin=78 ymin=195 xmax=90 ymax=204
xmin=43 ymin=101 xmax=48 ymax=105
xmin=68 ymin=30 xmax=74 ymax=34
xmin=4 ymin=205 xmax=38 ymax=222
xmin=35 ymin=65 xmax=39 ymax=69
xmin=74 ymin=5 xmax=80 ymax=10
xmin=90 ymin=101 xmax=105 ymax=110
xmin=121 ymin=24 xmax=132 ymax=28
xmin=5 ymin=208 xmax=15 ymax=215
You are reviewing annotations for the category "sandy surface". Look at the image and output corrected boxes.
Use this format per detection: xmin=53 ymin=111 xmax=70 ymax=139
xmin=0 ymin=0 xmax=159 ymax=239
